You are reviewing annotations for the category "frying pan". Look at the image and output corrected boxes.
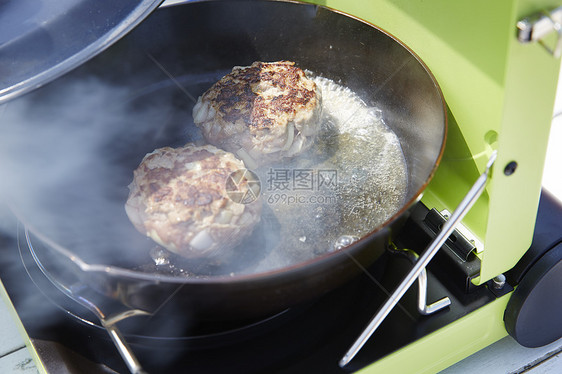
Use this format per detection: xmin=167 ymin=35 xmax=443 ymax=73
xmin=0 ymin=0 xmax=446 ymax=320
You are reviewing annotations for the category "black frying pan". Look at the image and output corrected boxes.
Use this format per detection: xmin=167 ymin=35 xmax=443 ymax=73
xmin=1 ymin=0 xmax=446 ymax=320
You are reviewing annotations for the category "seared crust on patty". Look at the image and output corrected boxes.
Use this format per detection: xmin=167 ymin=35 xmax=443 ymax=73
xmin=193 ymin=61 xmax=321 ymax=167
xmin=125 ymin=144 xmax=262 ymax=259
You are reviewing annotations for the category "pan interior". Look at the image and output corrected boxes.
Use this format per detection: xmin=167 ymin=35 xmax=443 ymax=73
xmin=0 ymin=1 xmax=445 ymax=280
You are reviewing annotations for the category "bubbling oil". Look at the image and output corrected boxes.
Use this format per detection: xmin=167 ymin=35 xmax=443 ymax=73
xmin=312 ymin=75 xmax=408 ymax=233
xmin=250 ymin=75 xmax=408 ymax=271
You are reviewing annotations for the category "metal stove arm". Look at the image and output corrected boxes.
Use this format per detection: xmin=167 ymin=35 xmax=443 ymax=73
xmin=24 ymin=226 xmax=151 ymax=374
xmin=389 ymin=247 xmax=451 ymax=315
xmin=102 ymin=319 xmax=148 ymax=374
xmin=339 ymin=151 xmax=497 ymax=368
xmin=75 ymin=296 xmax=150 ymax=374
xmin=416 ymin=261 xmax=452 ymax=316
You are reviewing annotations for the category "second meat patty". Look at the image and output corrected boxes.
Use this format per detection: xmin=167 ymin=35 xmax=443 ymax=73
xmin=192 ymin=61 xmax=322 ymax=168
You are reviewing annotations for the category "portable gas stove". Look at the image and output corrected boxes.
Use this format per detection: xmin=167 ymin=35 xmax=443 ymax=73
xmin=1 ymin=0 xmax=562 ymax=373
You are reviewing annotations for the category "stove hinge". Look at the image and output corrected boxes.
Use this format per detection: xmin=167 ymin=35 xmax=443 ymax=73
xmin=517 ymin=6 xmax=562 ymax=58
xmin=396 ymin=203 xmax=482 ymax=294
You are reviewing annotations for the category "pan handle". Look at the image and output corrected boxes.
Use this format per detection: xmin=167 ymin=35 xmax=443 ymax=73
xmin=339 ymin=151 xmax=497 ymax=367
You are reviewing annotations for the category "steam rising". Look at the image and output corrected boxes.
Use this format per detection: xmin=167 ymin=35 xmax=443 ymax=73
xmin=0 ymin=76 xmax=195 ymax=267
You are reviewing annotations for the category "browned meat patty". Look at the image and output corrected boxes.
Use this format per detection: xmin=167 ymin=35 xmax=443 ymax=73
xmin=125 ymin=144 xmax=262 ymax=259
xmin=192 ymin=61 xmax=321 ymax=168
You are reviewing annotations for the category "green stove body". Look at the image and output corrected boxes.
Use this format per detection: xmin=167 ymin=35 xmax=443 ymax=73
xmin=1 ymin=1 xmax=562 ymax=373
xmin=299 ymin=0 xmax=562 ymax=372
